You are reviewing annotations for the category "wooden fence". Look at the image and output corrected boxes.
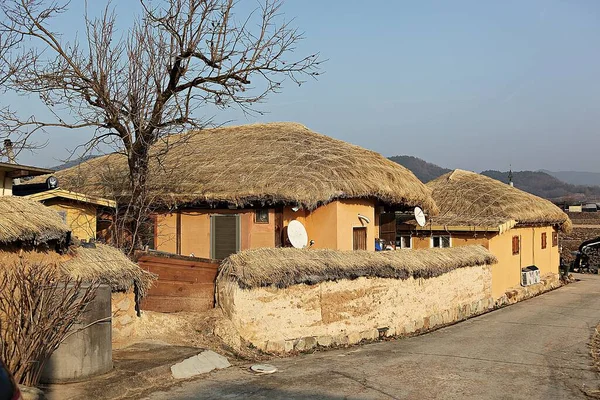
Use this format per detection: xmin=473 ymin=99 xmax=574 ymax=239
xmin=138 ymin=251 xmax=220 ymax=313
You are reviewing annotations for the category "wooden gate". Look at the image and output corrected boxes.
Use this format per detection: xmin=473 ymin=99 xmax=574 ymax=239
xmin=138 ymin=251 xmax=220 ymax=313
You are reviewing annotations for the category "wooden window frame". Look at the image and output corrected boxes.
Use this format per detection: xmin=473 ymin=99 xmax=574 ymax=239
xmin=541 ymin=232 xmax=547 ymax=250
xmin=552 ymin=231 xmax=558 ymax=247
xmin=512 ymin=235 xmax=520 ymax=255
xmin=431 ymin=235 xmax=451 ymax=248
xmin=396 ymin=234 xmax=412 ymax=249
xmin=254 ymin=208 xmax=269 ymax=224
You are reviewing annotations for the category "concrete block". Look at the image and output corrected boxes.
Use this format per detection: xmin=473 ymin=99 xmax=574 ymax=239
xmin=317 ymin=335 xmax=332 ymax=347
xmin=171 ymin=351 xmax=230 ymax=379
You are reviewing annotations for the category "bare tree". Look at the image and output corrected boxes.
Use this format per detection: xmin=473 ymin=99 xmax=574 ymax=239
xmin=0 ymin=0 xmax=321 ymax=252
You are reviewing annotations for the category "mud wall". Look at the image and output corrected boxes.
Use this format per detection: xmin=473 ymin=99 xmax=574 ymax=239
xmin=218 ymin=264 xmax=494 ymax=353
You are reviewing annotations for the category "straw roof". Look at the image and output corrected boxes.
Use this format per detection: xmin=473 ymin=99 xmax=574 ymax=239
xmin=61 ymin=243 xmax=156 ymax=296
xmin=0 ymin=196 xmax=70 ymax=245
xmin=218 ymin=245 xmax=497 ymax=289
xmin=425 ymin=170 xmax=572 ymax=232
xmin=0 ymin=244 xmax=155 ymax=296
xmin=30 ymin=123 xmax=437 ymax=212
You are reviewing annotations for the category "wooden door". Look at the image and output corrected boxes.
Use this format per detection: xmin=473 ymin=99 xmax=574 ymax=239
xmin=379 ymin=212 xmax=396 ymax=244
xmin=353 ymin=227 xmax=367 ymax=250
xmin=274 ymin=208 xmax=284 ymax=247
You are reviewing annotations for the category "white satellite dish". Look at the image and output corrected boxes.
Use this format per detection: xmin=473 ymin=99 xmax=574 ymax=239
xmin=414 ymin=207 xmax=426 ymax=227
xmin=287 ymin=220 xmax=309 ymax=249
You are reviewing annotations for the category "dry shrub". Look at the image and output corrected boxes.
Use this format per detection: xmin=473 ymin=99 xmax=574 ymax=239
xmin=0 ymin=257 xmax=97 ymax=386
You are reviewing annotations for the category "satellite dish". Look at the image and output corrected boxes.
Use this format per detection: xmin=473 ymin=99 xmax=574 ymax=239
xmin=288 ymin=220 xmax=309 ymax=249
xmin=414 ymin=207 xmax=426 ymax=227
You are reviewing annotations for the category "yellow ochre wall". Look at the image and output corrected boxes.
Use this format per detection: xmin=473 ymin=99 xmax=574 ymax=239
xmin=283 ymin=199 xmax=377 ymax=251
xmin=44 ymin=199 xmax=97 ymax=240
xmin=488 ymin=226 xmax=559 ymax=299
xmin=398 ymin=224 xmax=560 ymax=300
xmin=156 ymin=209 xmax=276 ymax=258
xmin=156 ymin=199 xmax=380 ymax=256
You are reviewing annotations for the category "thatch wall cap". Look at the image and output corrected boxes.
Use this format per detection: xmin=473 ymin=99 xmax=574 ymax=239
xmin=0 ymin=196 xmax=70 ymax=245
xmin=426 ymin=169 xmax=572 ymax=233
xmin=217 ymin=245 xmax=497 ymax=289
xmin=28 ymin=122 xmax=438 ymax=212
xmin=61 ymin=243 xmax=156 ymax=296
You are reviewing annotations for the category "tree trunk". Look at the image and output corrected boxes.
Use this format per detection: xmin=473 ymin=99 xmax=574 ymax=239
xmin=126 ymin=146 xmax=151 ymax=255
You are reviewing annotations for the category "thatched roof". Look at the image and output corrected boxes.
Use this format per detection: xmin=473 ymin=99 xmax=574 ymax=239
xmin=217 ymin=245 xmax=497 ymax=289
xmin=30 ymin=123 xmax=437 ymax=212
xmin=0 ymin=196 xmax=70 ymax=245
xmin=425 ymin=170 xmax=572 ymax=232
xmin=61 ymin=243 xmax=156 ymax=296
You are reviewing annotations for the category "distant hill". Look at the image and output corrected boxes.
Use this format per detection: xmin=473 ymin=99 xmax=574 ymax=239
xmin=50 ymin=154 xmax=99 ymax=171
xmin=481 ymin=170 xmax=600 ymax=202
xmin=388 ymin=155 xmax=450 ymax=183
xmin=389 ymin=154 xmax=600 ymax=202
xmin=541 ymin=170 xmax=600 ymax=187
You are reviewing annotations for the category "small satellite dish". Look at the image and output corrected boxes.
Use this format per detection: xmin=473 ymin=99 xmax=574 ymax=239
xmin=287 ymin=220 xmax=309 ymax=248
xmin=414 ymin=207 xmax=426 ymax=227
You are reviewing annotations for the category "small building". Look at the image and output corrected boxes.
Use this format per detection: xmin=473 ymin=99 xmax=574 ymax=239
xmin=568 ymin=205 xmax=583 ymax=213
xmin=583 ymin=203 xmax=598 ymax=213
xmin=398 ymin=170 xmax=571 ymax=300
xmin=18 ymin=188 xmax=116 ymax=241
xmin=33 ymin=123 xmax=437 ymax=257
xmin=0 ymin=161 xmax=54 ymax=196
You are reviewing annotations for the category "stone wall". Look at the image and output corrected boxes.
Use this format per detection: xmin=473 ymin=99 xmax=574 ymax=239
xmin=495 ymin=273 xmax=561 ymax=307
xmin=111 ymin=290 xmax=137 ymax=347
xmin=218 ymin=265 xmax=495 ymax=353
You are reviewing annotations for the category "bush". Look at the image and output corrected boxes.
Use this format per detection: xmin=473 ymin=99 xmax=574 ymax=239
xmin=0 ymin=258 xmax=97 ymax=386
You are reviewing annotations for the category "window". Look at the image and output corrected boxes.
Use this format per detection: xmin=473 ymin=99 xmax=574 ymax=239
xmin=541 ymin=232 xmax=547 ymax=249
xmin=512 ymin=235 xmax=520 ymax=255
xmin=254 ymin=209 xmax=269 ymax=224
xmin=211 ymin=215 xmax=240 ymax=259
xmin=431 ymin=235 xmax=451 ymax=248
xmin=552 ymin=231 xmax=558 ymax=247
xmin=396 ymin=235 xmax=412 ymax=249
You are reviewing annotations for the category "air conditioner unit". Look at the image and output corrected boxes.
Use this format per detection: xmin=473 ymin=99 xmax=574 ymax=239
xmin=521 ymin=270 xmax=530 ymax=286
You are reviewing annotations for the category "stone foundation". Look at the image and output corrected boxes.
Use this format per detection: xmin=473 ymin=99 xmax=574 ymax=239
xmin=495 ymin=273 xmax=561 ymax=307
xmin=218 ymin=265 xmax=495 ymax=353
xmin=111 ymin=289 xmax=137 ymax=346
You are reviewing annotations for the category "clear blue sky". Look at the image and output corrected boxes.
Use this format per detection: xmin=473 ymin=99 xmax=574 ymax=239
xmin=14 ymin=0 xmax=600 ymax=173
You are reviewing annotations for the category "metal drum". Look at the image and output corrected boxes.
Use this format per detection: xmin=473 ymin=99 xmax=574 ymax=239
xmin=41 ymin=284 xmax=112 ymax=383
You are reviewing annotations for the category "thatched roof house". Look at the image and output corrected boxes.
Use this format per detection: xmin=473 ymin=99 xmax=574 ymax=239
xmin=0 ymin=196 xmax=70 ymax=246
xmin=426 ymin=169 xmax=571 ymax=232
xmin=31 ymin=123 xmax=437 ymax=212
xmin=397 ymin=169 xmax=570 ymax=300
xmin=218 ymin=245 xmax=497 ymax=289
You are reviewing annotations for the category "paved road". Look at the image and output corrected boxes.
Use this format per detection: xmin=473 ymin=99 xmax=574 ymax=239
xmin=146 ymin=274 xmax=600 ymax=400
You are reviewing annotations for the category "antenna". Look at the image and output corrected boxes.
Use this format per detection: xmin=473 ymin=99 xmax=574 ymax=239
xmin=287 ymin=220 xmax=309 ymax=249
xmin=414 ymin=207 xmax=426 ymax=227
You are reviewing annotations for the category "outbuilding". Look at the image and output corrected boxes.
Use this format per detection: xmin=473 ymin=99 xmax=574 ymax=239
xmin=398 ymin=169 xmax=571 ymax=300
